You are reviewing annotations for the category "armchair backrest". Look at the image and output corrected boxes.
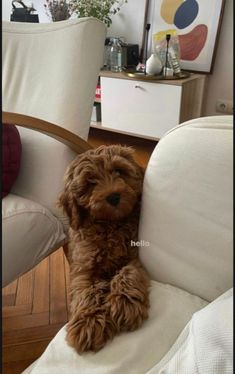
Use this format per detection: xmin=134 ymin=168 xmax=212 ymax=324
xmin=139 ymin=116 xmax=233 ymax=302
xmin=2 ymin=18 xmax=106 ymax=139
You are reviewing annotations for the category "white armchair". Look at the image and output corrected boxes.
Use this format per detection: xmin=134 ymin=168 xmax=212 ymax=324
xmin=2 ymin=112 xmax=92 ymax=287
xmin=22 ymin=115 xmax=233 ymax=373
xmin=2 ymin=17 xmax=106 ymax=139
xmin=2 ymin=18 xmax=106 ymax=287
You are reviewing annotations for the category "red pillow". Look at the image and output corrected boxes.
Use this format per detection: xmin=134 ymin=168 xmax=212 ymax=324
xmin=2 ymin=124 xmax=22 ymax=198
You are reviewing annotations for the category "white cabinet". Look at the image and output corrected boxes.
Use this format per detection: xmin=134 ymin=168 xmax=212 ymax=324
xmin=101 ymin=77 xmax=182 ymax=138
xmin=92 ymin=71 xmax=206 ymax=140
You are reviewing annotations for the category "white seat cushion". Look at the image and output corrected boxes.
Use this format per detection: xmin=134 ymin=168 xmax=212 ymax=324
xmin=2 ymin=194 xmax=66 ymax=286
xmin=22 ymin=280 xmax=207 ymax=374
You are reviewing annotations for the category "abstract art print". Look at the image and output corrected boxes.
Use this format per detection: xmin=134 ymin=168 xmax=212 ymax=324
xmin=149 ymin=0 xmax=225 ymax=73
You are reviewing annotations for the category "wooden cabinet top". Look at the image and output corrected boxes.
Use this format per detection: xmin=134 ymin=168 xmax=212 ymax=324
xmin=99 ymin=69 xmax=206 ymax=87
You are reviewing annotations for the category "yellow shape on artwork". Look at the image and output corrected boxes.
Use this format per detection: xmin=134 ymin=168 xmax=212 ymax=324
xmin=160 ymin=0 xmax=184 ymax=24
xmin=153 ymin=29 xmax=178 ymax=42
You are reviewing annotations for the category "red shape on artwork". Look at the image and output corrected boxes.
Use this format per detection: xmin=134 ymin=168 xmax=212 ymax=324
xmin=179 ymin=24 xmax=208 ymax=60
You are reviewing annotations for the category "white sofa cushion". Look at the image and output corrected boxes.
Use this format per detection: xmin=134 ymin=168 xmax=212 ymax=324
xmin=22 ymin=280 xmax=207 ymax=374
xmin=139 ymin=116 xmax=233 ymax=302
xmin=147 ymin=288 xmax=233 ymax=374
xmin=2 ymin=194 xmax=66 ymax=286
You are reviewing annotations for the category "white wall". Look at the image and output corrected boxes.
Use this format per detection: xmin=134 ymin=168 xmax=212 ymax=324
xmin=108 ymin=0 xmax=146 ymax=46
xmin=3 ymin=0 xmax=233 ymax=116
xmin=202 ymin=0 xmax=233 ymax=116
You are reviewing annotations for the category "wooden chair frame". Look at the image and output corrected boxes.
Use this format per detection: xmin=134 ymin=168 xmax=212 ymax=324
xmin=2 ymin=112 xmax=92 ymax=153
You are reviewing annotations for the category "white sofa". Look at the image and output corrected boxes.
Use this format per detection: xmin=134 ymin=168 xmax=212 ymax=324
xmin=23 ymin=115 xmax=233 ymax=374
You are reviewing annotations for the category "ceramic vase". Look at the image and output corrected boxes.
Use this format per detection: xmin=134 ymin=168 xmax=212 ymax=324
xmin=146 ymin=53 xmax=162 ymax=75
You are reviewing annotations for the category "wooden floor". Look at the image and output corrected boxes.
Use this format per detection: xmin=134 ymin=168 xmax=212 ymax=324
xmin=2 ymin=127 xmax=158 ymax=374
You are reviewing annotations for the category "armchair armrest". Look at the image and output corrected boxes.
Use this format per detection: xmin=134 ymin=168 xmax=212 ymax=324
xmin=2 ymin=112 xmax=92 ymax=153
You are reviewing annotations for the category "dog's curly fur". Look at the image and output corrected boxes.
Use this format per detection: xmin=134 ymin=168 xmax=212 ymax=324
xmin=58 ymin=145 xmax=150 ymax=354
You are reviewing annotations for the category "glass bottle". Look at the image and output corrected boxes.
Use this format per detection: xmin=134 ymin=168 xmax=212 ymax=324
xmin=110 ymin=38 xmax=122 ymax=73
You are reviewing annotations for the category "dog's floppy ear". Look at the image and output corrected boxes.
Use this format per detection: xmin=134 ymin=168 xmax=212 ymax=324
xmin=58 ymin=189 xmax=85 ymax=231
xmin=57 ymin=158 xmax=85 ymax=231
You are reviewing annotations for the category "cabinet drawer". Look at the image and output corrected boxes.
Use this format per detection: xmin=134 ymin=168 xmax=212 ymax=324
xmin=101 ymin=77 xmax=182 ymax=138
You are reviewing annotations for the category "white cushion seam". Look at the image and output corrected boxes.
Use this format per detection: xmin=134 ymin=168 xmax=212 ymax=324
xmin=3 ymin=210 xmax=64 ymax=241
xmin=3 ymin=209 xmax=57 ymax=223
xmin=3 ymin=18 xmax=104 ymax=34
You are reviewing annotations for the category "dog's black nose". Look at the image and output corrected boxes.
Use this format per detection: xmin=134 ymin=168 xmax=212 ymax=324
xmin=106 ymin=193 xmax=120 ymax=206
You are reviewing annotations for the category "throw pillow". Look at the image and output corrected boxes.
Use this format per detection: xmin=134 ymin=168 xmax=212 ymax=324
xmin=2 ymin=124 xmax=22 ymax=198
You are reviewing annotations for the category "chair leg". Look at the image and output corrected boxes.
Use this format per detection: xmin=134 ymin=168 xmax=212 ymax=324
xmin=63 ymin=243 xmax=70 ymax=262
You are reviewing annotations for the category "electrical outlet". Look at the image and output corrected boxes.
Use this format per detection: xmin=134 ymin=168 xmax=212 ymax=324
xmin=216 ymin=99 xmax=233 ymax=114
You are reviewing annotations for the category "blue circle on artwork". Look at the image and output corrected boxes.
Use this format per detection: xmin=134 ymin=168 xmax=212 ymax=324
xmin=174 ymin=0 xmax=199 ymax=29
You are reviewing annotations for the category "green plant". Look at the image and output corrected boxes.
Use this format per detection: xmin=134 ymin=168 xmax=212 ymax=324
xmin=68 ymin=0 xmax=128 ymax=27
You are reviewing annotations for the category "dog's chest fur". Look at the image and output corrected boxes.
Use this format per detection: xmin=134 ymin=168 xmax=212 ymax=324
xmin=69 ymin=209 xmax=140 ymax=280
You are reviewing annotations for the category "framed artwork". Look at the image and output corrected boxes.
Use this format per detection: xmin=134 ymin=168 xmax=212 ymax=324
xmin=149 ymin=0 xmax=225 ymax=73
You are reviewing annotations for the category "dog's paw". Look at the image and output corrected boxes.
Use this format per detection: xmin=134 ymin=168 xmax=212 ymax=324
xmin=66 ymin=308 xmax=117 ymax=354
xmin=108 ymin=293 xmax=149 ymax=332
xmin=108 ymin=265 xmax=150 ymax=332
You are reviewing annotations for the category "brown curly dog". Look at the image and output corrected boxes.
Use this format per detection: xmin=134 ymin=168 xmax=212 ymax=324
xmin=58 ymin=145 xmax=150 ymax=354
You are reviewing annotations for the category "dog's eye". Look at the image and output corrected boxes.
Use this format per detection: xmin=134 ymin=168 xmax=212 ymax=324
xmin=113 ymin=168 xmax=127 ymax=176
xmin=87 ymin=179 xmax=97 ymax=185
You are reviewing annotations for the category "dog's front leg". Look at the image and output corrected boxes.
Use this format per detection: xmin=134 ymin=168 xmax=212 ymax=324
xmin=108 ymin=259 xmax=150 ymax=332
xmin=66 ymin=270 xmax=117 ymax=354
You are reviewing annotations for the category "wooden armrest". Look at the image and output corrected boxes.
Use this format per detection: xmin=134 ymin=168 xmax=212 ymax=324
xmin=2 ymin=112 xmax=92 ymax=154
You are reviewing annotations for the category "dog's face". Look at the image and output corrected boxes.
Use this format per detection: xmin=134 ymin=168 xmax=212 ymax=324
xmin=58 ymin=145 xmax=144 ymax=230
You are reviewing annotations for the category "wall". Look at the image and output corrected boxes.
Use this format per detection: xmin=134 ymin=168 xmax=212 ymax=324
xmin=108 ymin=0 xmax=146 ymax=46
xmin=202 ymin=0 xmax=233 ymax=116
xmin=3 ymin=0 xmax=146 ymax=41
xmin=3 ymin=0 xmax=233 ymax=116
